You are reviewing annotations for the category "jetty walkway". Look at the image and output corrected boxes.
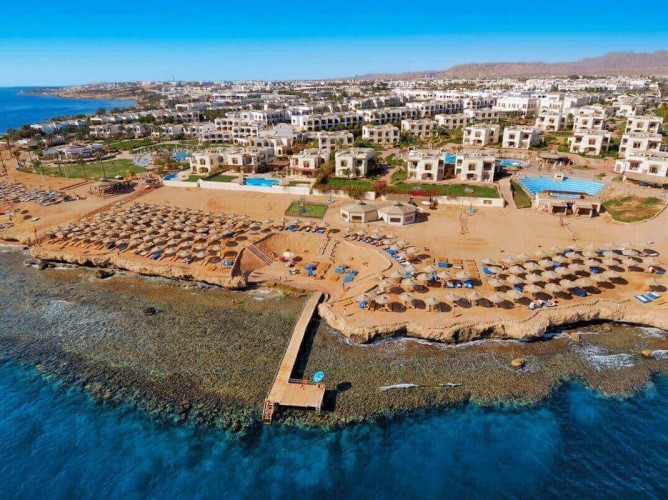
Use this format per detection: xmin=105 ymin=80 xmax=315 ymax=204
xmin=263 ymin=291 xmax=326 ymax=423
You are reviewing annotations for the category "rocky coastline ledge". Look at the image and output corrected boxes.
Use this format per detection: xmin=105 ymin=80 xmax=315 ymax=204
xmin=31 ymin=244 xmax=668 ymax=346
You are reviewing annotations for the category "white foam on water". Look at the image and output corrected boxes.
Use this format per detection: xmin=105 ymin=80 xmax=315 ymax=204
xmin=652 ymin=350 xmax=668 ymax=359
xmin=579 ymin=345 xmax=635 ymax=371
xmin=637 ymin=327 xmax=667 ymax=339
xmin=380 ymin=383 xmax=417 ymax=391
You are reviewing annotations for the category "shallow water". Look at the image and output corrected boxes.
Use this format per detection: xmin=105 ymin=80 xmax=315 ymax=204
xmin=1 ymin=360 xmax=667 ymax=498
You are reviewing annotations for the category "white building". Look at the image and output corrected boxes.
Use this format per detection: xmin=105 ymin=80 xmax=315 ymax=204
xmin=289 ymin=148 xmax=326 ymax=178
xmin=619 ymin=133 xmax=664 ymax=157
xmin=625 ymin=116 xmax=663 ymax=135
xmin=401 ymin=119 xmax=438 ymax=139
xmin=568 ymin=130 xmax=611 ymax=156
xmin=317 ymin=131 xmax=354 ymax=151
xmin=502 ymin=126 xmax=541 ymax=149
xmin=291 ymin=112 xmax=363 ymax=132
xmin=454 ymin=153 xmax=497 ymax=182
xmin=494 ymin=95 xmax=538 ymax=116
xmin=463 ymin=108 xmax=499 ymax=122
xmin=462 ymin=124 xmax=500 ymax=146
xmin=335 ymin=148 xmax=376 ymax=178
xmin=406 ymin=150 xmax=446 ymax=181
xmin=361 ymin=107 xmax=420 ymax=124
xmin=362 ymin=124 xmax=400 ymax=145
xmin=435 ymin=114 xmax=468 ymax=129
xmin=90 ymin=124 xmax=121 ymax=139
xmin=217 ymin=146 xmax=275 ymax=174
xmin=535 ymin=113 xmax=568 ymax=132
xmin=573 ymin=114 xmax=608 ymax=132
xmin=189 ymin=152 xmax=220 ymax=175
xmin=613 ymin=151 xmax=668 ymax=186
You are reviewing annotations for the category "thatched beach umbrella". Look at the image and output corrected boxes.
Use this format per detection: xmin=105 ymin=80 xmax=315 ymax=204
xmin=445 ymin=291 xmax=461 ymax=302
xmin=549 ymin=245 xmax=563 ymax=255
xmin=481 ymin=257 xmax=495 ymax=266
xmin=555 ymin=266 xmax=571 ymax=276
xmin=390 ymin=270 xmax=405 ymax=282
xmin=524 ymin=284 xmax=542 ymax=295
xmin=544 ymin=282 xmax=562 ymax=294
xmin=646 ymin=277 xmax=662 ymax=288
xmin=603 ymin=270 xmax=620 ymax=279
xmin=539 ymin=259 xmax=555 ymax=269
xmin=416 ymin=273 xmax=431 ymax=283
xmin=508 ymin=265 xmax=525 ymax=275
xmin=377 ymin=279 xmax=393 ymax=290
xmin=401 ymin=277 xmax=418 ymax=289
xmin=525 ymin=273 xmax=541 ymax=283
xmin=466 ymin=291 xmax=483 ymax=303
xmin=591 ymin=273 xmax=608 ymax=283
xmin=507 ymin=289 xmax=524 ymax=301
xmin=487 ymin=266 xmax=503 ymax=274
xmin=400 ymin=292 xmax=415 ymax=307
xmin=488 ymin=278 xmax=505 ymax=288
xmin=422 ymin=264 xmax=438 ymax=274
xmin=516 ymin=252 xmax=531 ymax=262
xmin=456 ymin=270 xmax=471 ymax=281
xmin=502 ymin=256 xmax=517 ymax=266
xmin=424 ymin=296 xmax=441 ymax=311
xmin=488 ymin=292 xmax=506 ymax=306
xmin=559 ymin=279 xmax=575 ymax=289
xmin=357 ymin=293 xmax=372 ymax=303
xmin=575 ymin=278 xmax=593 ymax=288
xmin=523 ymin=262 xmax=540 ymax=272
xmin=569 ymin=244 xmax=582 ymax=252
xmin=542 ymin=270 xmax=558 ymax=281
xmin=373 ymin=295 xmax=391 ymax=309
xmin=568 ymin=263 xmax=584 ymax=272
xmin=507 ymin=275 xmax=523 ymax=285
xmin=534 ymin=249 xmax=549 ymax=259
xmin=584 ymin=259 xmax=599 ymax=267
xmin=552 ymin=255 xmax=568 ymax=264
xmin=436 ymin=271 xmax=452 ymax=281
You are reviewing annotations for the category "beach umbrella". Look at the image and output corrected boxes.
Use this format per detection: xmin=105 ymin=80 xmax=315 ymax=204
xmin=445 ymin=291 xmax=461 ymax=302
xmin=423 ymin=264 xmax=439 ymax=274
xmin=436 ymin=271 xmax=452 ymax=281
xmin=501 ymin=256 xmax=517 ymax=265
xmin=569 ymin=244 xmax=582 ymax=252
xmin=389 ymin=245 xmax=401 ymax=252
xmin=568 ymin=263 xmax=584 ymax=272
xmin=603 ymin=270 xmax=620 ymax=279
xmin=555 ymin=267 xmax=571 ymax=276
xmin=390 ymin=270 xmax=404 ymax=281
xmin=584 ymin=259 xmax=599 ymax=267
xmin=357 ymin=293 xmax=372 ymax=303
xmin=209 ymin=245 xmax=222 ymax=253
xmin=525 ymin=273 xmax=541 ymax=283
xmin=646 ymin=277 xmax=662 ymax=288
xmin=381 ymin=238 xmax=394 ymax=245
xmin=539 ymin=259 xmax=555 ymax=269
xmin=545 ymin=283 xmax=562 ymax=294
xmin=404 ymin=264 xmax=416 ymax=274
xmin=507 ymin=289 xmax=524 ymax=301
xmin=385 ymin=233 xmax=397 ymax=240
xmin=523 ymin=262 xmax=540 ymax=272
xmin=164 ymin=247 xmax=177 ymax=255
xmin=549 ymin=245 xmax=563 ymax=254
xmin=591 ymin=274 xmax=608 ymax=283
xmin=466 ymin=291 xmax=483 ymax=303
xmin=602 ymin=257 xmax=618 ymax=267
xmin=621 ymin=257 xmax=637 ymax=267
xmin=559 ymin=279 xmax=575 ymax=288
xmin=377 ymin=279 xmax=393 ymax=290
xmin=401 ymin=277 xmax=418 ymax=288
xmin=425 ymin=296 xmax=441 ymax=311
xmin=396 ymin=240 xmax=409 ymax=248
xmin=534 ymin=249 xmax=549 ymax=259
xmin=179 ymin=250 xmax=192 ymax=258
xmin=488 ymin=292 xmax=506 ymax=305
xmin=644 ymin=257 xmax=661 ymax=267
xmin=488 ymin=278 xmax=505 ymax=288
xmin=507 ymin=275 xmax=523 ymax=285
xmin=524 ymin=284 xmax=542 ymax=294
xmin=405 ymin=247 xmax=419 ymax=256
xmin=456 ymin=271 xmax=471 ymax=281
xmin=416 ymin=273 xmax=431 ymax=283
xmin=487 ymin=266 xmax=503 ymax=274
xmin=582 ymin=250 xmax=598 ymax=259
xmin=575 ymin=278 xmax=593 ymax=288
xmin=481 ymin=258 xmax=495 ymax=266
xmin=195 ymin=251 xmax=208 ymax=260
xmin=400 ymin=293 xmax=415 ymax=306
xmin=542 ymin=270 xmax=558 ymax=280
xmin=552 ymin=255 xmax=568 ymax=264
xmin=374 ymin=295 xmax=391 ymax=306
xmin=516 ymin=252 xmax=531 ymax=261
xmin=508 ymin=265 xmax=525 ymax=274
xmin=282 ymin=251 xmax=296 ymax=260
xmin=617 ymin=242 xmax=633 ymax=251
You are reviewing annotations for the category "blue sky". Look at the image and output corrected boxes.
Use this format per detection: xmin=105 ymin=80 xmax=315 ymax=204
xmin=1 ymin=0 xmax=667 ymax=85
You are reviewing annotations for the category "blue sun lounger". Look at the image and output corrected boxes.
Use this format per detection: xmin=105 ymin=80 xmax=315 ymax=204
xmin=464 ymin=280 xmax=474 ymax=288
xmin=635 ymin=295 xmax=651 ymax=304
xmin=647 ymin=292 xmax=661 ymax=300
xmin=572 ymin=287 xmax=587 ymax=297
xmin=482 ymin=267 xmax=495 ymax=275
xmin=514 ymin=284 xmax=523 ymax=292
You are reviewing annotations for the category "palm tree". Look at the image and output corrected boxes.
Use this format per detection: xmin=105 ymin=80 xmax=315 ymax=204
xmin=78 ymin=160 xmax=89 ymax=181
xmin=12 ymin=150 xmax=21 ymax=170
xmin=95 ymin=152 xmax=107 ymax=179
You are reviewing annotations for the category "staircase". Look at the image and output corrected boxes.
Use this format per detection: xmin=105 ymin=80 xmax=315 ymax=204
xmin=247 ymin=244 xmax=273 ymax=265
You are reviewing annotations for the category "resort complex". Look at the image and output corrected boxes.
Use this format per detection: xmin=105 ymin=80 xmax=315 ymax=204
xmin=2 ymin=74 xmax=668 ymax=421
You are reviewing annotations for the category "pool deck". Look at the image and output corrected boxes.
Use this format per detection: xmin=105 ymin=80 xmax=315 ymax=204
xmin=264 ymin=291 xmax=326 ymax=422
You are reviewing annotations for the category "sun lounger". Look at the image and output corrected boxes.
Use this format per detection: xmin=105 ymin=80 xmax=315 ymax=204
xmin=514 ymin=284 xmax=523 ymax=292
xmin=464 ymin=280 xmax=474 ymax=289
xmin=655 ymin=268 xmax=665 ymax=275
xmin=483 ymin=267 xmax=495 ymax=275
xmin=572 ymin=287 xmax=587 ymax=297
xmin=647 ymin=292 xmax=661 ymax=300
xmin=446 ymin=282 xmax=455 ymax=289
xmin=590 ymin=267 xmax=602 ymax=274
xmin=635 ymin=295 xmax=651 ymax=304
xmin=359 ymin=301 xmax=368 ymax=309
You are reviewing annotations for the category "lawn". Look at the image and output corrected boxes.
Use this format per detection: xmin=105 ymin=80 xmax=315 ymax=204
xmin=324 ymin=177 xmax=373 ymax=191
xmin=602 ymin=195 xmax=665 ymax=223
xmin=206 ymin=174 xmax=236 ymax=183
xmin=510 ymin=180 xmax=532 ymax=209
xmin=107 ymin=138 xmax=156 ymax=150
xmin=45 ymin=159 xmax=144 ymax=180
xmin=288 ymin=180 xmax=311 ymax=187
xmin=285 ymin=201 xmax=328 ymax=219
xmin=393 ymin=183 xmax=500 ymax=198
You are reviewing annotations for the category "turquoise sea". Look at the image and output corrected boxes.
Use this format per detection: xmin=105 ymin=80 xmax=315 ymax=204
xmin=0 ymin=359 xmax=667 ymax=498
xmin=0 ymin=87 xmax=134 ymax=134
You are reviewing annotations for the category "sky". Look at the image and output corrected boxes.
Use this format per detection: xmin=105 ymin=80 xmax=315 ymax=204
xmin=1 ymin=0 xmax=667 ymax=86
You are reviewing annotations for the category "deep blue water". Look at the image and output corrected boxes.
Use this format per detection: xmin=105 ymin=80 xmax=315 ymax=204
xmin=1 ymin=360 xmax=667 ymax=498
xmin=0 ymin=87 xmax=134 ymax=134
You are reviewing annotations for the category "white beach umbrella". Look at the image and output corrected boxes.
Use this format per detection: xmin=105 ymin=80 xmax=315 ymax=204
xmin=507 ymin=289 xmax=524 ymax=301
xmin=545 ymin=283 xmax=562 ymax=294
xmin=466 ymin=291 xmax=483 ymax=302
xmin=524 ymin=284 xmax=542 ymax=294
xmin=456 ymin=271 xmax=471 ymax=281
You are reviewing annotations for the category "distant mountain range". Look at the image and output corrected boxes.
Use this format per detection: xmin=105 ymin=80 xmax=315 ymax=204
xmin=358 ymin=51 xmax=668 ymax=79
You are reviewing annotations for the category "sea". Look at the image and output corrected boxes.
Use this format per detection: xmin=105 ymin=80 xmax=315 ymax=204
xmin=0 ymin=255 xmax=666 ymax=498
xmin=0 ymin=87 xmax=135 ymax=134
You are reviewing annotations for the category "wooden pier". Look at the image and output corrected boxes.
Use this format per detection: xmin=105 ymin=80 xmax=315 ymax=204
xmin=264 ymin=291 xmax=326 ymax=423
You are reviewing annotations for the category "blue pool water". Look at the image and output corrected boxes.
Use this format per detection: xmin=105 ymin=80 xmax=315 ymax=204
xmin=1 ymin=360 xmax=667 ymax=497
xmin=444 ymin=154 xmax=456 ymax=163
xmin=163 ymin=173 xmax=178 ymax=180
xmin=519 ymin=176 xmax=604 ymax=197
xmin=172 ymin=152 xmax=189 ymax=161
xmin=245 ymin=177 xmax=279 ymax=187
xmin=498 ymin=158 xmax=524 ymax=167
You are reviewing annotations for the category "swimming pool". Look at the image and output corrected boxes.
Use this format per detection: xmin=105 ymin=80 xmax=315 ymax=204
xmin=244 ymin=178 xmax=279 ymax=187
xmin=445 ymin=154 xmax=456 ymax=163
xmin=498 ymin=159 xmax=524 ymax=168
xmin=519 ymin=177 xmax=604 ymax=197
xmin=172 ymin=152 xmax=189 ymax=161
xmin=163 ymin=173 xmax=179 ymax=180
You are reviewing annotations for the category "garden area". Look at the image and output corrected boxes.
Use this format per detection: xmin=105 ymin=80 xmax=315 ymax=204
xmin=285 ymin=201 xmax=328 ymax=219
xmin=602 ymin=195 xmax=665 ymax=223
xmin=510 ymin=180 xmax=532 ymax=208
xmin=392 ymin=182 xmax=500 ymax=198
xmin=44 ymin=159 xmax=144 ymax=180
